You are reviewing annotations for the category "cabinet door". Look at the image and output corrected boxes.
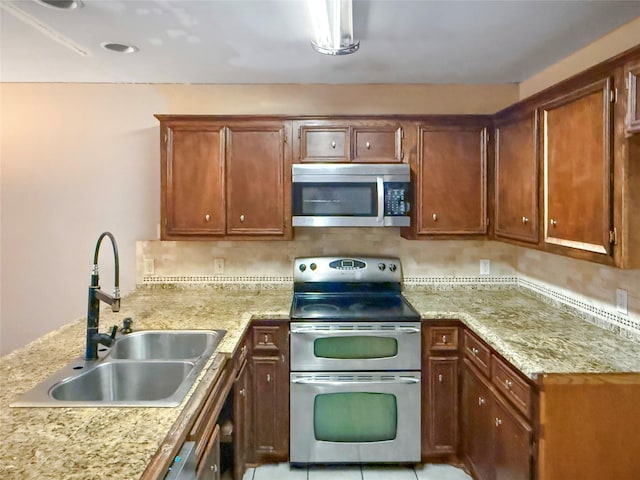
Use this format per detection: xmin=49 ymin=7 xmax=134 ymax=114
xmin=163 ymin=124 xmax=225 ymax=236
xmin=424 ymin=357 xmax=458 ymax=456
xmin=251 ymin=357 xmax=288 ymax=462
xmin=226 ymin=123 xmax=290 ymax=236
xmin=196 ymin=424 xmax=221 ymax=480
xmin=462 ymin=361 xmax=493 ymax=480
xmin=299 ymin=125 xmax=349 ymax=162
xmin=493 ymin=397 xmax=532 ymax=480
xmin=417 ymin=125 xmax=487 ymax=234
xmin=541 ymin=78 xmax=613 ymax=255
xmin=626 ymin=59 xmax=640 ymax=134
xmin=352 ymin=126 xmax=403 ymax=163
xmin=494 ymin=112 xmax=539 ymax=243
xmin=233 ymin=360 xmax=250 ymax=479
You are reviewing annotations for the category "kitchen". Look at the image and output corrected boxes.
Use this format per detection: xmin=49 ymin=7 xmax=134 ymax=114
xmin=2 ymin=1 xmax=640 ymax=479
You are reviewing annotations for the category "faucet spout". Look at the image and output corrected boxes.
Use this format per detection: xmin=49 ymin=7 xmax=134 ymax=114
xmin=85 ymin=232 xmax=121 ymax=360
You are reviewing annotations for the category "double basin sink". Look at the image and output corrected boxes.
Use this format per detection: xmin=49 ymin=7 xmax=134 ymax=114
xmin=12 ymin=330 xmax=226 ymax=407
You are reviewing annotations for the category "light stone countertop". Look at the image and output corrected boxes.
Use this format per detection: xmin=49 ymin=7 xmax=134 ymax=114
xmin=1 ymin=285 xmax=639 ymax=480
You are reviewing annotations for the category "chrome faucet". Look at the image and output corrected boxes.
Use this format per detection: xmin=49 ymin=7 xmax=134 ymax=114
xmin=85 ymin=232 xmax=121 ymax=360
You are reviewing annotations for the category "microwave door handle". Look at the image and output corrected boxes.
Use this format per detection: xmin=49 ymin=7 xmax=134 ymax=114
xmin=376 ymin=176 xmax=385 ymax=225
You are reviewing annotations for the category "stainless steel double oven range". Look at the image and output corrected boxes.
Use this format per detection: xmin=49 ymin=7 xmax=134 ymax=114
xmin=289 ymin=256 xmax=421 ymax=464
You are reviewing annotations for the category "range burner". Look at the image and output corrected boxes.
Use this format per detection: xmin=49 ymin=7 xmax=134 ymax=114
xmin=300 ymin=303 xmax=341 ymax=314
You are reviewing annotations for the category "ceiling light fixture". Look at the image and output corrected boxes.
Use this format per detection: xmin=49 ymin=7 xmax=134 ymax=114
xmin=100 ymin=42 xmax=138 ymax=54
xmin=36 ymin=0 xmax=83 ymax=10
xmin=308 ymin=0 xmax=359 ymax=56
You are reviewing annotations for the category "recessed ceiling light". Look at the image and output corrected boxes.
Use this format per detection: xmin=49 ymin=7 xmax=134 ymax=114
xmin=36 ymin=0 xmax=83 ymax=10
xmin=100 ymin=42 xmax=139 ymax=54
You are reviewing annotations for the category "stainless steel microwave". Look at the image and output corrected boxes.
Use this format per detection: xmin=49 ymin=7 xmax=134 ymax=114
xmin=291 ymin=163 xmax=411 ymax=227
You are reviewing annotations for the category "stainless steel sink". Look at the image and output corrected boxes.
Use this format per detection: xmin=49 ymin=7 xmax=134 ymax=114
xmin=108 ymin=330 xmax=224 ymax=360
xmin=11 ymin=329 xmax=226 ymax=407
xmin=49 ymin=361 xmax=195 ymax=404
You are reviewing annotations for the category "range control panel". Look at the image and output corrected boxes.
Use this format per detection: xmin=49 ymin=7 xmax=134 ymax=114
xmin=294 ymin=257 xmax=402 ymax=283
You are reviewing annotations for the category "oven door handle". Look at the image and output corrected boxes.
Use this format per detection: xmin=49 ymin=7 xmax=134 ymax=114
xmin=291 ymin=377 xmax=420 ymax=385
xmin=290 ymin=326 xmax=420 ymax=334
xmin=376 ymin=176 xmax=385 ymax=225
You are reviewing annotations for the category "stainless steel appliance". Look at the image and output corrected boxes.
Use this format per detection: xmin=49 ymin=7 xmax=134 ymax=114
xmin=289 ymin=256 xmax=421 ymax=464
xmin=291 ymin=164 xmax=411 ymax=227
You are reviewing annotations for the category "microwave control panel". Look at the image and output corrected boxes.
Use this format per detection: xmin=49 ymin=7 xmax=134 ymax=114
xmin=384 ymin=183 xmax=410 ymax=216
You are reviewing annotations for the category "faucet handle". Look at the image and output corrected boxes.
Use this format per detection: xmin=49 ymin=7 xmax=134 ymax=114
xmin=121 ymin=317 xmax=133 ymax=335
xmin=109 ymin=325 xmax=118 ymax=340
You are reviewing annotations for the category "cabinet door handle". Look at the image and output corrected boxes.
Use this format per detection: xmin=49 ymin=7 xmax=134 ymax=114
xmin=264 ymin=334 xmax=269 ymax=344
xmin=550 ymin=218 xmax=557 ymax=227
xmin=432 ymin=213 xmax=437 ymax=221
xmin=240 ymin=214 xmax=245 ymax=222
xmin=366 ymin=141 xmax=371 ymax=149
xmin=331 ymin=141 xmax=336 ymax=148
xmin=478 ymin=396 xmax=485 ymax=406
xmin=522 ymin=216 xmax=528 ymax=224
xmin=240 ymin=388 xmax=245 ymax=397
xmin=210 ymin=464 xmax=218 ymax=472
xmin=267 ymin=373 xmax=271 ymax=382
xmin=495 ymin=418 xmax=503 ymax=427
xmin=504 ymin=379 xmax=513 ymax=390
xmin=438 ymin=374 xmax=443 ymax=383
xmin=441 ymin=335 xmax=447 ymax=344
xmin=205 ymin=214 xmax=211 ymax=222
xmin=471 ymin=347 xmax=479 ymax=356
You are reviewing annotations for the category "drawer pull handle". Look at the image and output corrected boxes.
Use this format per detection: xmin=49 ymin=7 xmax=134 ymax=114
xmin=240 ymin=214 xmax=245 ymax=222
xmin=550 ymin=218 xmax=557 ymax=227
xmin=241 ymin=345 xmax=247 ymax=355
xmin=264 ymin=334 xmax=269 ymax=343
xmin=240 ymin=388 xmax=245 ymax=397
xmin=441 ymin=335 xmax=447 ymax=344
xmin=366 ymin=141 xmax=371 ymax=149
xmin=205 ymin=214 xmax=211 ymax=222
xmin=438 ymin=374 xmax=443 ymax=383
xmin=478 ymin=396 xmax=485 ymax=406
xmin=267 ymin=373 xmax=271 ymax=382
xmin=495 ymin=417 xmax=502 ymax=427
xmin=504 ymin=379 xmax=513 ymax=390
xmin=471 ymin=347 xmax=479 ymax=356
xmin=432 ymin=213 xmax=437 ymax=221
xmin=331 ymin=141 xmax=336 ymax=148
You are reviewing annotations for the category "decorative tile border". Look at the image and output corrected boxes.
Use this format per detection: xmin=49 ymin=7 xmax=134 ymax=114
xmin=143 ymin=275 xmax=293 ymax=284
xmin=404 ymin=276 xmax=518 ymax=285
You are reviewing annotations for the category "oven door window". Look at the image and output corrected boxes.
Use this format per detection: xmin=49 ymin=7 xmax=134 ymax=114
xmin=314 ymin=336 xmax=398 ymax=359
xmin=292 ymin=183 xmax=377 ymax=216
xmin=314 ymin=392 xmax=397 ymax=442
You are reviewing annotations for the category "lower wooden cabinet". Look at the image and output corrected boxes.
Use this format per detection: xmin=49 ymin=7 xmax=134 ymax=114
xmin=422 ymin=322 xmax=460 ymax=459
xmin=233 ymin=356 xmax=251 ymax=480
xmin=243 ymin=321 xmax=290 ymax=467
xmin=462 ymin=359 xmax=532 ymax=480
xmin=197 ymin=424 xmax=221 ymax=480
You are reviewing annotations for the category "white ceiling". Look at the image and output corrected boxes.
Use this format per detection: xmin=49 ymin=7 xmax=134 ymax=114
xmin=1 ymin=0 xmax=639 ymax=84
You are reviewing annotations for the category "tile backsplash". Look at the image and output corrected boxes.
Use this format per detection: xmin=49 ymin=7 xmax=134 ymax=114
xmin=137 ymin=231 xmax=640 ymax=343
xmin=136 ymin=228 xmax=517 ymax=282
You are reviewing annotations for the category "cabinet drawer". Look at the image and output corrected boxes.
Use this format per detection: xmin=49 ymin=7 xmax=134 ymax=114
xmin=300 ymin=126 xmax=349 ymax=162
xmin=463 ymin=330 xmax=491 ymax=377
xmin=252 ymin=324 xmax=286 ymax=355
xmin=428 ymin=326 xmax=459 ymax=352
xmin=352 ymin=126 xmax=402 ymax=163
xmin=491 ymin=356 xmax=532 ymax=419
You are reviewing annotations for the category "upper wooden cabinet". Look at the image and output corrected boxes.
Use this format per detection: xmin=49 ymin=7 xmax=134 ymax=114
xmin=294 ymin=119 xmax=404 ymax=163
xmin=404 ymin=121 xmax=488 ymax=237
xmin=157 ymin=116 xmax=292 ymax=240
xmin=494 ymin=111 xmax=539 ymax=244
xmin=163 ymin=122 xmax=226 ymax=236
xmin=225 ymin=124 xmax=290 ymax=236
xmin=626 ymin=58 xmax=640 ymax=135
xmin=539 ymin=77 xmax=614 ymax=256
